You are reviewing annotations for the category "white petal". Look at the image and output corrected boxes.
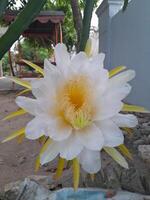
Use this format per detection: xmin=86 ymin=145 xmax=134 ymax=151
xmin=94 ymin=94 xmax=123 ymax=121
xmin=97 ymin=120 xmax=124 ymax=147
xmin=44 ymin=59 xmax=56 ymax=76
xmin=112 ymin=113 xmax=138 ymax=128
xmin=71 ymin=52 xmax=108 ymax=91
xmin=70 ymin=52 xmax=88 ymax=74
xmin=89 ymin=53 xmax=105 ymax=69
xmin=78 ymin=148 xmax=101 ymax=173
xmin=105 ymin=83 xmax=131 ymax=103
xmin=31 ymin=79 xmax=51 ymax=99
xmin=44 ymin=59 xmax=63 ymax=85
xmin=112 ymin=83 xmax=131 ymax=100
xmin=25 ymin=117 xmax=46 ymax=139
xmin=109 ymin=70 xmax=135 ymax=88
xmin=89 ymin=68 xmax=109 ymax=94
xmin=94 ymin=83 xmax=132 ymax=121
xmin=16 ymin=96 xmax=41 ymax=116
xmin=54 ymin=43 xmax=70 ymax=73
xmin=76 ymin=124 xmax=104 ymax=151
xmin=46 ymin=118 xmax=72 ymax=141
xmin=60 ymin=134 xmax=83 ymax=160
xmin=31 ymin=60 xmax=61 ymax=98
xmin=40 ymin=142 xmax=59 ymax=165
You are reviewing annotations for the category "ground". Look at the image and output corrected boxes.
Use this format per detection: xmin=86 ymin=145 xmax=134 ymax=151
xmin=0 ymin=91 xmax=150 ymax=195
xmin=0 ymin=91 xmax=52 ymax=191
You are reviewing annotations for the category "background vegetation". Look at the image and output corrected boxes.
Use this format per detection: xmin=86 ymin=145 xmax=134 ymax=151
xmin=0 ymin=0 xmax=128 ymax=74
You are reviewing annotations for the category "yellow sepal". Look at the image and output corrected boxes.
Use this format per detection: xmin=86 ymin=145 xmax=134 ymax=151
xmin=103 ymin=147 xmax=129 ymax=169
xmin=73 ymin=158 xmax=80 ymax=191
xmin=85 ymin=38 xmax=92 ymax=57
xmin=7 ymin=77 xmax=31 ymax=89
xmin=3 ymin=109 xmax=27 ymax=121
xmin=39 ymin=138 xmax=52 ymax=154
xmin=17 ymin=133 xmax=25 ymax=144
xmin=109 ymin=66 xmax=126 ymax=78
xmin=122 ymin=127 xmax=133 ymax=136
xmin=22 ymin=59 xmax=44 ymax=75
xmin=122 ymin=104 xmax=149 ymax=113
xmin=118 ymin=144 xmax=132 ymax=160
xmin=35 ymin=138 xmax=52 ymax=172
xmin=38 ymin=136 xmax=47 ymax=145
xmin=2 ymin=128 xmax=25 ymax=143
xmin=53 ymin=157 xmax=65 ymax=180
xmin=16 ymin=88 xmax=31 ymax=96
xmin=35 ymin=156 xmax=41 ymax=172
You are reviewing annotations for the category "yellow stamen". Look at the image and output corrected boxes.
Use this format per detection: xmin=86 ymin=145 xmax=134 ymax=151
xmin=54 ymin=75 xmax=94 ymax=130
xmin=72 ymin=110 xmax=91 ymax=129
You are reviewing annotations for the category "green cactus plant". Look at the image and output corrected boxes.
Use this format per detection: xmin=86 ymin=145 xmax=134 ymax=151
xmin=0 ymin=0 xmax=47 ymax=59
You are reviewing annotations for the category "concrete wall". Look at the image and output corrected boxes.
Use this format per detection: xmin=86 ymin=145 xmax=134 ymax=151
xmin=96 ymin=0 xmax=123 ymax=67
xmin=97 ymin=0 xmax=150 ymax=109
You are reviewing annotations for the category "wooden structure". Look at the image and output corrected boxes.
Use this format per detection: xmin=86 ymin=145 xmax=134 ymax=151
xmin=3 ymin=10 xmax=65 ymax=77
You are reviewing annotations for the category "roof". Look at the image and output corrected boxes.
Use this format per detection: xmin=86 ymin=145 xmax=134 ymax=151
xmin=3 ymin=10 xmax=65 ymax=24
xmin=3 ymin=10 xmax=65 ymax=43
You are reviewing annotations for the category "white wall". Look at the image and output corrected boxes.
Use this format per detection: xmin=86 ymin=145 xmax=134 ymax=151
xmin=97 ymin=0 xmax=150 ymax=109
xmin=96 ymin=0 xmax=123 ymax=67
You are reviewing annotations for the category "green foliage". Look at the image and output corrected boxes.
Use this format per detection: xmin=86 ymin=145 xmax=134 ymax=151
xmin=2 ymin=53 xmax=9 ymax=75
xmin=43 ymin=0 xmax=98 ymax=50
xmin=20 ymin=39 xmax=51 ymax=62
xmin=43 ymin=0 xmax=77 ymax=50
xmin=2 ymin=39 xmax=51 ymax=75
xmin=0 ymin=0 xmax=99 ymax=60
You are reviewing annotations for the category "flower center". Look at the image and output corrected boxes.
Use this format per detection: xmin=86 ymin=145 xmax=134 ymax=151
xmin=65 ymin=76 xmax=87 ymax=109
xmin=55 ymin=75 xmax=94 ymax=129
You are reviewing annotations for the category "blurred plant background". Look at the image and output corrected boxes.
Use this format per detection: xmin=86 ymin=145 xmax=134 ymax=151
xmin=0 ymin=0 xmax=128 ymax=75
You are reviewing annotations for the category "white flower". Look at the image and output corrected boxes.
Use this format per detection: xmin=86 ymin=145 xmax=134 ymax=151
xmin=16 ymin=43 xmax=138 ymax=174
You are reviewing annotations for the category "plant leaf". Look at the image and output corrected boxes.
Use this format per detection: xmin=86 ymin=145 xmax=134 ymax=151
xmin=122 ymin=104 xmax=149 ymax=113
xmin=53 ymin=157 xmax=65 ymax=180
xmin=7 ymin=77 xmax=31 ymax=89
xmin=3 ymin=109 xmax=27 ymax=121
xmin=2 ymin=128 xmax=25 ymax=143
xmin=22 ymin=59 xmax=44 ymax=75
xmin=0 ymin=0 xmax=47 ymax=59
xmin=104 ymin=147 xmax=129 ymax=169
xmin=118 ymin=144 xmax=132 ymax=160
xmin=73 ymin=158 xmax=80 ymax=191
xmin=109 ymin=66 xmax=126 ymax=78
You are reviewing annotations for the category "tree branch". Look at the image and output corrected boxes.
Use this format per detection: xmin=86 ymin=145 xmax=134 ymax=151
xmin=70 ymin=0 xmax=83 ymax=51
